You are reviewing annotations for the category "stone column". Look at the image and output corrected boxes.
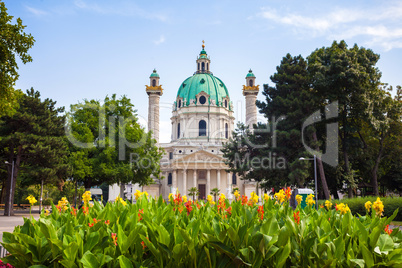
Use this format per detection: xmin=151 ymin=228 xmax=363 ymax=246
xmin=206 ymin=170 xmax=211 ymax=197
xmin=216 ymin=169 xmax=221 ymax=191
xmin=182 ymin=169 xmax=187 ymax=195
xmin=244 ymin=94 xmax=258 ymax=128
xmin=172 ymin=170 xmax=177 ymax=194
xmin=227 ymin=172 xmax=232 ymax=200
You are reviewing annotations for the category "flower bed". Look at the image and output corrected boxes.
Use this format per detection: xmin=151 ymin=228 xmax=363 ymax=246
xmin=1 ymin=190 xmax=401 ymax=267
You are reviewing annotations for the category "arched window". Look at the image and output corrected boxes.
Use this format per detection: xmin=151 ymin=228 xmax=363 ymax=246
xmin=152 ymin=79 xmax=156 ymax=87
xmin=225 ymin=123 xmax=229 ymax=139
xmin=178 ymin=100 xmax=181 ymax=108
xmin=249 ymin=80 xmax=253 ymax=87
xmin=199 ymin=120 xmax=206 ymax=136
xmin=207 ymin=63 xmax=209 ymax=70
xmin=202 ymin=62 xmax=205 ymax=71
xmin=177 ymin=123 xmax=181 ymax=139
xmin=198 ymin=63 xmax=200 ymax=70
xmin=224 ymin=99 xmax=228 ymax=108
xmin=232 ymin=174 xmax=237 ymax=185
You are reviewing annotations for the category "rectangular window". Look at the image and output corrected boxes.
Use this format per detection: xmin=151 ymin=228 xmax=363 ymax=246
xmin=169 ymin=152 xmax=173 ymax=159
xmin=168 ymin=173 xmax=172 ymax=185
xmin=232 ymin=174 xmax=237 ymax=185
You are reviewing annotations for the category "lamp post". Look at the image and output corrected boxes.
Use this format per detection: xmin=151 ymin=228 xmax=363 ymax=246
xmin=5 ymin=161 xmax=15 ymax=217
xmin=299 ymin=156 xmax=318 ymax=209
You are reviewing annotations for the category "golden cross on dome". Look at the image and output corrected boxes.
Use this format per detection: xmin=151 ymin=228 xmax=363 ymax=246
xmin=202 ymin=40 xmax=205 ymax=49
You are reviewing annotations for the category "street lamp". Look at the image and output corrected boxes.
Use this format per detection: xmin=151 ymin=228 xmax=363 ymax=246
xmin=4 ymin=161 xmax=15 ymax=217
xmin=299 ymin=155 xmax=318 ymax=209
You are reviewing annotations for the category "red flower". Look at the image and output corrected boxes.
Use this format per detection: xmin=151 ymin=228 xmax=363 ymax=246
xmin=241 ymin=195 xmax=248 ymax=206
xmin=226 ymin=206 xmax=232 ymax=215
xmin=138 ymin=209 xmax=144 ymax=221
xmin=293 ymin=211 xmax=300 ymax=225
xmin=88 ymin=223 xmax=94 ymax=227
xmin=185 ymin=200 xmax=193 ymax=215
xmin=105 ymin=220 xmax=110 ymax=225
xmin=82 ymin=206 xmax=89 ymax=215
xmin=70 ymin=207 xmax=77 ymax=216
xmin=384 ymin=225 xmax=393 ymax=235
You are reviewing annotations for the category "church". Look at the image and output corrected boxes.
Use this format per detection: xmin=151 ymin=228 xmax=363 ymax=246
xmin=109 ymin=43 xmax=261 ymax=201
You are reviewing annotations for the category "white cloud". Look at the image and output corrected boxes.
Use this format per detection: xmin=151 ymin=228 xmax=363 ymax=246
xmin=154 ymin=35 xmax=166 ymax=45
xmin=259 ymin=3 xmax=402 ymax=51
xmin=25 ymin=6 xmax=48 ymax=17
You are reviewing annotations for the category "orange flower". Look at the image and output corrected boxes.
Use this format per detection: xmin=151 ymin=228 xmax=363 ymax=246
xmin=241 ymin=195 xmax=248 ymax=206
xmin=70 ymin=207 xmax=77 ymax=216
xmin=105 ymin=220 xmax=110 ymax=225
xmin=88 ymin=223 xmax=94 ymax=227
xmin=257 ymin=205 xmax=264 ymax=221
xmin=93 ymin=218 xmax=99 ymax=223
xmin=284 ymin=187 xmax=292 ymax=201
xmin=293 ymin=211 xmax=300 ymax=225
xmin=384 ymin=225 xmax=393 ymax=235
xmin=111 ymin=233 xmax=117 ymax=246
xmin=141 ymin=241 xmax=146 ymax=250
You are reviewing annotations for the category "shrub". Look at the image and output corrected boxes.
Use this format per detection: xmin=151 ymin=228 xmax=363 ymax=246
xmin=1 ymin=193 xmax=401 ymax=267
xmin=42 ymin=197 xmax=53 ymax=206
xmin=325 ymin=197 xmax=402 ymax=221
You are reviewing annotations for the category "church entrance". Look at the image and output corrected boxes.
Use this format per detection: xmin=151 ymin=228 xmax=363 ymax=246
xmin=198 ymin=184 xmax=206 ymax=200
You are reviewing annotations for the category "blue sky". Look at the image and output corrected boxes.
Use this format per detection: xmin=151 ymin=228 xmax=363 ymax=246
xmin=4 ymin=0 xmax=402 ymax=143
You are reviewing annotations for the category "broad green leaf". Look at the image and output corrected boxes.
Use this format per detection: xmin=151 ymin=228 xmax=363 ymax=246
xmin=80 ymin=251 xmax=100 ymax=268
xmin=118 ymin=255 xmax=134 ymax=268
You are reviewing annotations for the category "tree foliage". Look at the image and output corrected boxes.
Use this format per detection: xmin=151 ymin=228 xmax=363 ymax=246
xmin=0 ymin=1 xmax=35 ymax=116
xmin=66 ymin=95 xmax=163 ymax=192
xmin=0 ymin=88 xmax=69 ymax=215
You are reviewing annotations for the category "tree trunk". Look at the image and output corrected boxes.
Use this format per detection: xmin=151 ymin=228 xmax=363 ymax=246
xmin=120 ymin=183 xmax=125 ymax=199
xmin=4 ymin=149 xmax=21 ymax=216
xmin=312 ymin=131 xmax=330 ymax=199
xmin=371 ymin=137 xmax=384 ymax=196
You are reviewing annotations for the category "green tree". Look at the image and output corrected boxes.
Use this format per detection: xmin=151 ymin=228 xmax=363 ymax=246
xmin=308 ymin=41 xmax=382 ymax=197
xmin=0 ymin=88 xmax=69 ymax=216
xmin=210 ymin=188 xmax=220 ymax=202
xmin=188 ymin=187 xmax=199 ymax=202
xmin=66 ymin=95 xmax=163 ymax=197
xmin=0 ymin=1 xmax=35 ymax=116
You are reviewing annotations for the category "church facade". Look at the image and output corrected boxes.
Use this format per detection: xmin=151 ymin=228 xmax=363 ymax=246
xmin=109 ymin=44 xmax=261 ymax=201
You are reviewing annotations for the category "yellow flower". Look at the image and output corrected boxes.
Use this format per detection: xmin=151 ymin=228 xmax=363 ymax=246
xmin=182 ymin=195 xmax=188 ymax=202
xmin=143 ymin=191 xmax=149 ymax=198
xmin=365 ymin=201 xmax=372 ymax=212
xmin=168 ymin=193 xmax=173 ymax=200
xmin=134 ymin=190 xmax=142 ymax=200
xmin=296 ymin=195 xmax=302 ymax=205
xmin=220 ymin=193 xmax=226 ymax=200
xmin=372 ymin=197 xmax=384 ymax=217
xmin=274 ymin=190 xmax=286 ymax=203
xmin=207 ymin=195 xmax=215 ymax=205
xmin=26 ymin=195 xmax=37 ymax=206
xmin=234 ymin=190 xmax=240 ymax=200
xmin=58 ymin=197 xmax=69 ymax=211
xmin=306 ymin=194 xmax=315 ymax=206
xmin=264 ymin=193 xmax=270 ymax=202
xmin=82 ymin=191 xmax=92 ymax=204
xmin=325 ymin=200 xmax=332 ymax=210
xmin=44 ymin=209 xmax=50 ymax=216
xmin=336 ymin=203 xmax=350 ymax=215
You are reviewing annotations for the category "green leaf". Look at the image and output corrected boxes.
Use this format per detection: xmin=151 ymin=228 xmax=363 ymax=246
xmin=349 ymin=259 xmax=365 ymax=268
xmin=80 ymin=251 xmax=100 ymax=268
xmin=118 ymin=255 xmax=134 ymax=268
xmin=376 ymin=234 xmax=394 ymax=254
xmin=83 ymin=231 xmax=99 ymax=253
xmin=360 ymin=244 xmax=374 ymax=268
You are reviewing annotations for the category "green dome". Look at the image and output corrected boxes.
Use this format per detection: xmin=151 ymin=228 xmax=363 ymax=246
xmin=150 ymin=69 xmax=160 ymax=78
xmin=177 ymin=73 xmax=230 ymax=108
xmin=200 ymin=49 xmax=207 ymax=55
xmin=246 ymin=69 xmax=255 ymax=78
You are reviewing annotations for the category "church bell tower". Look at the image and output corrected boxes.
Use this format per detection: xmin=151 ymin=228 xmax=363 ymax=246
xmin=242 ymin=69 xmax=259 ymax=128
xmin=146 ymin=69 xmax=163 ymax=143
